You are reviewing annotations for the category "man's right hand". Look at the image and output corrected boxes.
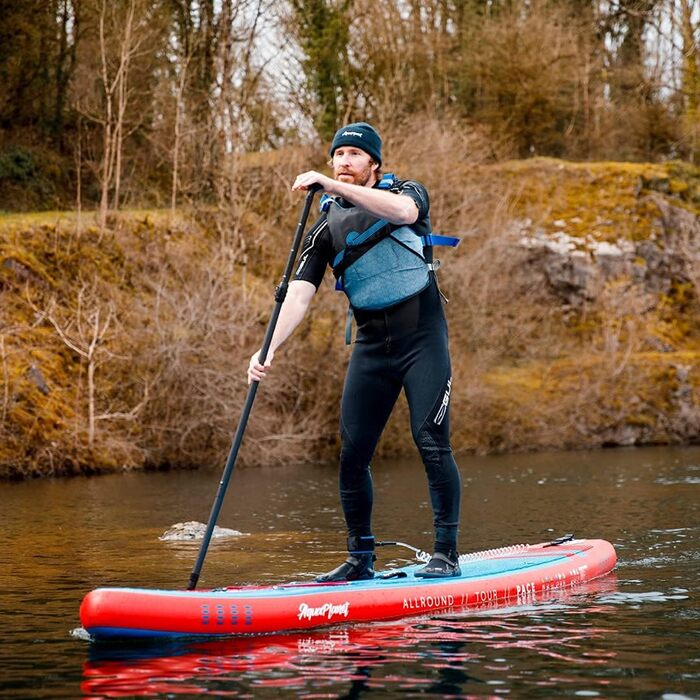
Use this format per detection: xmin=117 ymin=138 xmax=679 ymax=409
xmin=247 ymin=349 xmax=274 ymax=384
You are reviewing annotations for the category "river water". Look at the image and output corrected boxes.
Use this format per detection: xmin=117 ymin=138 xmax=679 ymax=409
xmin=1 ymin=446 xmax=698 ymax=698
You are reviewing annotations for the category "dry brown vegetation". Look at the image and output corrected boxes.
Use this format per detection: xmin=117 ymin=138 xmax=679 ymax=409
xmin=2 ymin=116 xmax=699 ymax=479
xmin=2 ymin=2 xmax=699 ymax=479
xmin=0 ymin=143 xmax=351 ymax=478
xmin=2 ymin=0 xmax=699 ymax=215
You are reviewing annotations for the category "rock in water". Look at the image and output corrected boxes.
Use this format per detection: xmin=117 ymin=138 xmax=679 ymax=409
xmin=160 ymin=521 xmax=245 ymax=541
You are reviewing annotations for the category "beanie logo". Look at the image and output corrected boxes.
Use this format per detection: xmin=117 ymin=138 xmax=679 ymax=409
xmin=342 ymin=130 xmax=363 ymax=137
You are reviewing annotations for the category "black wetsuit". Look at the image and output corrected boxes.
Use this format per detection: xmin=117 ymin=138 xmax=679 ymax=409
xmin=294 ymin=178 xmax=461 ymax=554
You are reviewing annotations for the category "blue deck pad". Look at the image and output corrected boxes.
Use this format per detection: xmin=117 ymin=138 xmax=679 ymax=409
xmin=105 ymin=551 xmax=577 ymax=601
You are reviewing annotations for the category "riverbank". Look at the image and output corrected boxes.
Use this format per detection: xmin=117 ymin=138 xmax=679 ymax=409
xmin=1 ymin=155 xmax=699 ymax=478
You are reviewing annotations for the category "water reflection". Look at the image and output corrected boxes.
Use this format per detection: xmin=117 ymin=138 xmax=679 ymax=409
xmin=82 ymin=578 xmax=618 ymax=698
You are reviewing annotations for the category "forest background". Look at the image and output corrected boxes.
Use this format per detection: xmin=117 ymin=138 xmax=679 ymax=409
xmin=1 ymin=0 xmax=699 ymax=479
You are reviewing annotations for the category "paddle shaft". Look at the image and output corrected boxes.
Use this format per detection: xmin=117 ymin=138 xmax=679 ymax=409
xmin=187 ymin=185 xmax=321 ymax=590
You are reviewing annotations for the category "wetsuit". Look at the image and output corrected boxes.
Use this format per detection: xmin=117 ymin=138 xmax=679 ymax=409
xmin=294 ymin=178 xmax=461 ymax=556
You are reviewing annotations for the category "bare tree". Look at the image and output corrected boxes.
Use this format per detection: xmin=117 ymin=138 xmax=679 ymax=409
xmin=87 ymin=0 xmax=154 ymax=230
xmin=171 ymin=50 xmax=191 ymax=215
xmin=678 ymin=0 xmax=700 ymax=161
xmin=36 ymin=285 xmax=147 ymax=448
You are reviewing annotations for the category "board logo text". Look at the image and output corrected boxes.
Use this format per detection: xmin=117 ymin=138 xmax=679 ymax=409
xmin=298 ymin=601 xmax=350 ymax=621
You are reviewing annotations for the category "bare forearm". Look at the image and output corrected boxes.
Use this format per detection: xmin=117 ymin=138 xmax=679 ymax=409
xmin=292 ymin=171 xmax=418 ymax=225
xmin=268 ymin=280 xmax=315 ymax=354
xmin=327 ymin=180 xmax=418 ymax=224
xmin=247 ymin=280 xmax=316 ymax=383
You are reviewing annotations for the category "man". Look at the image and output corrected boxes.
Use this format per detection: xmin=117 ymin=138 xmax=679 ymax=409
xmin=248 ymin=122 xmax=461 ymax=580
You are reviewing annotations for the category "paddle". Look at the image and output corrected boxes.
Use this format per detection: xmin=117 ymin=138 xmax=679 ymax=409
xmin=187 ymin=184 xmax=322 ymax=590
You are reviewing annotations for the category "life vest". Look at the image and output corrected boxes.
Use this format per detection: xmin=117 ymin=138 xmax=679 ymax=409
xmin=321 ymin=174 xmax=459 ymax=341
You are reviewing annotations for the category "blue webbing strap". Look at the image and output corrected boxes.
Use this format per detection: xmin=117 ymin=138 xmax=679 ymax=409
xmin=421 ymin=234 xmax=461 ymax=247
xmin=332 ymin=218 xmax=391 ymax=270
xmin=346 ymin=218 xmax=391 ymax=247
xmin=377 ymin=173 xmax=396 ymax=189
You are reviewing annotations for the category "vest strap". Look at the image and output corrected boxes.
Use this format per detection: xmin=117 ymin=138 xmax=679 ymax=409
xmin=345 ymin=307 xmax=354 ymax=345
xmin=377 ymin=173 xmax=396 ymax=189
xmin=332 ymin=218 xmax=392 ymax=274
xmin=421 ymin=234 xmax=460 ymax=247
xmin=346 ymin=218 xmax=391 ymax=247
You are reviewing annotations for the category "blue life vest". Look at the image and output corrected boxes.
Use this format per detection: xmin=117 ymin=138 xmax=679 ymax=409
xmin=334 ymin=224 xmax=430 ymax=311
xmin=322 ymin=174 xmax=460 ymax=342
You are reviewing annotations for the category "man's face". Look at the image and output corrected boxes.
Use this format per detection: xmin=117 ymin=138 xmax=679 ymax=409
xmin=331 ymin=147 xmax=378 ymax=187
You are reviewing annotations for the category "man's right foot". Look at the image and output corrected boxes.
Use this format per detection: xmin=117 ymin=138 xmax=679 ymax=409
xmin=316 ymin=535 xmax=376 ymax=582
xmin=316 ymin=553 xmax=375 ymax=582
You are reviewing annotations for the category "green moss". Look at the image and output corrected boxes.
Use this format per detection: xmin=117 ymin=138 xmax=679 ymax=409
xmin=663 ymin=161 xmax=700 ymax=209
xmin=486 ymin=158 xmax=697 ymax=245
xmin=474 ymin=349 xmax=700 ymax=451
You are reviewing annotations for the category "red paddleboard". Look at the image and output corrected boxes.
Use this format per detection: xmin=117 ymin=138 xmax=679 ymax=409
xmin=80 ymin=537 xmax=616 ymax=640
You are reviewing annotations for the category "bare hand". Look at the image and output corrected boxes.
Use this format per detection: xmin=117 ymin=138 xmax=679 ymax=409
xmin=292 ymin=170 xmax=335 ymax=193
xmin=247 ymin=349 xmax=274 ymax=384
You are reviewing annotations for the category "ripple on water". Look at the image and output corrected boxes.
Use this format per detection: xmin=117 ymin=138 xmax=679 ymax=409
xmin=618 ymin=556 xmax=677 ymax=567
xmin=597 ymin=590 xmax=689 ymax=605
xmin=655 ymin=476 xmax=700 ymax=485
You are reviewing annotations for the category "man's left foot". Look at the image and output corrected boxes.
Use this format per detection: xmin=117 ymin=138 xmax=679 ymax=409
xmin=414 ymin=552 xmax=461 ymax=578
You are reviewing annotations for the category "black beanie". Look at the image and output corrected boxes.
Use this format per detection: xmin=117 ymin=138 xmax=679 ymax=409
xmin=330 ymin=122 xmax=382 ymax=165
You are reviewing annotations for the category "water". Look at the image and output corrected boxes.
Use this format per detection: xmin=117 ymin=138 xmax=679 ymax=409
xmin=1 ymin=446 xmax=698 ymax=698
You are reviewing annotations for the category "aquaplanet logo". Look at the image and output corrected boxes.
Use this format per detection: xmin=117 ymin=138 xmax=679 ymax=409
xmin=297 ymin=601 xmax=350 ymax=621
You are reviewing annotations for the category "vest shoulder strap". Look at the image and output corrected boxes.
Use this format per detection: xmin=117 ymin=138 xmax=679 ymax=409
xmin=319 ymin=193 xmax=335 ymax=212
xmin=377 ymin=173 xmax=397 ymax=190
xmin=332 ymin=218 xmax=392 ymax=273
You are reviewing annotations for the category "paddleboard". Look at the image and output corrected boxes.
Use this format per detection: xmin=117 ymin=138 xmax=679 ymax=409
xmin=80 ymin=537 xmax=616 ymax=640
